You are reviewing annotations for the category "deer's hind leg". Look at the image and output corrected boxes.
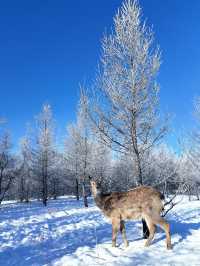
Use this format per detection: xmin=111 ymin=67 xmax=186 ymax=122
xmin=120 ymin=220 xmax=129 ymax=247
xmin=152 ymin=214 xmax=172 ymax=250
xmin=112 ymin=217 xmax=120 ymax=247
xmin=143 ymin=216 xmax=156 ymax=247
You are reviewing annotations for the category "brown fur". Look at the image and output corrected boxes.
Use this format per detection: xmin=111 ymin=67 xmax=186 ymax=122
xmin=90 ymin=181 xmax=172 ymax=249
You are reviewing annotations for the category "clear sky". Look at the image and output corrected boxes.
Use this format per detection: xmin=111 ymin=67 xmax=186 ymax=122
xmin=0 ymin=0 xmax=200 ymax=150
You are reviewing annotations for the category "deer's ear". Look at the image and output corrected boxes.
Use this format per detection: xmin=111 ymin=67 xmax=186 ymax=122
xmin=88 ymin=175 xmax=92 ymax=181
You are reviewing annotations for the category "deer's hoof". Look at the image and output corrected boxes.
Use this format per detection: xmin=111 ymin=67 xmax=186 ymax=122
xmin=112 ymin=242 xmax=116 ymax=247
xmin=144 ymin=241 xmax=150 ymax=247
xmin=167 ymin=243 xmax=172 ymax=250
xmin=124 ymin=241 xmax=129 ymax=248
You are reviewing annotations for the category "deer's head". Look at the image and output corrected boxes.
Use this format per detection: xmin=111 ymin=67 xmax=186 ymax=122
xmin=89 ymin=176 xmax=103 ymax=197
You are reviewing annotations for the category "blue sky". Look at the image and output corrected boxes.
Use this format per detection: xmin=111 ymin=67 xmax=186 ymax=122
xmin=0 ymin=0 xmax=200 ymax=150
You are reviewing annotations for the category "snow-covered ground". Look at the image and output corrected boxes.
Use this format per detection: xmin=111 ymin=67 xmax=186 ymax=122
xmin=0 ymin=196 xmax=200 ymax=266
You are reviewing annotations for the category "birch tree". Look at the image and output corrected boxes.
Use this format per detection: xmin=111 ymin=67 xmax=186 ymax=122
xmin=86 ymin=0 xmax=168 ymax=238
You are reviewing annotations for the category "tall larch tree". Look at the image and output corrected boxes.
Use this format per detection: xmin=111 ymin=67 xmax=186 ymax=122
xmin=86 ymin=0 xmax=168 ymax=237
xmin=32 ymin=104 xmax=56 ymax=206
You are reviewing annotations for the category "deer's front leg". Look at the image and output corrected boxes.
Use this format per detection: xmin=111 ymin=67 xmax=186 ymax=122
xmin=120 ymin=220 xmax=129 ymax=247
xmin=112 ymin=218 xmax=120 ymax=247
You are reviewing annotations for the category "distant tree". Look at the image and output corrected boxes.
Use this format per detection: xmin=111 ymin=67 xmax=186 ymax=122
xmin=90 ymin=140 xmax=112 ymax=189
xmin=32 ymin=104 xmax=56 ymax=206
xmin=143 ymin=145 xmax=179 ymax=194
xmin=17 ymin=126 xmax=66 ymax=202
xmin=65 ymin=124 xmax=82 ymax=201
xmin=49 ymin=152 xmax=64 ymax=200
xmin=86 ymin=0 xmax=168 ymax=238
xmin=65 ymin=92 xmax=92 ymax=207
xmin=18 ymin=135 xmax=33 ymax=202
xmin=184 ymin=97 xmax=200 ymax=200
xmin=0 ymin=131 xmax=15 ymax=204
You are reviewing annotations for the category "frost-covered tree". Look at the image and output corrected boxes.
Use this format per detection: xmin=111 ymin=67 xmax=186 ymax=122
xmin=0 ymin=131 xmax=16 ymax=204
xmin=177 ymin=155 xmax=198 ymax=200
xmin=65 ymin=124 xmax=82 ymax=200
xmin=90 ymin=139 xmax=112 ymax=192
xmin=86 ymin=0 xmax=168 ymax=237
xmin=183 ymin=97 xmax=200 ymax=199
xmin=65 ymin=93 xmax=92 ymax=206
xmin=17 ymin=131 xmax=67 ymax=202
xmin=87 ymin=0 xmax=167 ymax=186
xmin=187 ymin=98 xmax=200 ymax=172
xmin=49 ymin=152 xmax=65 ymax=200
xmin=31 ymin=104 xmax=56 ymax=206
xmin=17 ymin=135 xmax=33 ymax=202
xmin=91 ymin=141 xmax=111 ymax=177
xmin=142 ymin=145 xmax=179 ymax=194
xmin=106 ymin=145 xmax=179 ymax=196
xmin=109 ymin=154 xmax=135 ymax=191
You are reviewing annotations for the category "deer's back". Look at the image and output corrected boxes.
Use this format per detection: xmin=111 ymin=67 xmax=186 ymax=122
xmin=101 ymin=186 xmax=164 ymax=220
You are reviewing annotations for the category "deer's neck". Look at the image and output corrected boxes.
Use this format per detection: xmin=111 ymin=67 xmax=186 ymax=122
xmin=95 ymin=194 xmax=105 ymax=210
xmin=92 ymin=189 xmax=105 ymax=210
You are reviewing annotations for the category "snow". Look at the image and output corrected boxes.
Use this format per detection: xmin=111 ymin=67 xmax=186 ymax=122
xmin=0 ymin=196 xmax=200 ymax=266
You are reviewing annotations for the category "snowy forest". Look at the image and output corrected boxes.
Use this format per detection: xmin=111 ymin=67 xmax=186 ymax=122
xmin=0 ymin=0 xmax=200 ymax=265
xmin=1 ymin=94 xmax=200 ymax=207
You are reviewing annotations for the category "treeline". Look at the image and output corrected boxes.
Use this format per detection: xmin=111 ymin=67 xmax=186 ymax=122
xmin=0 ymin=98 xmax=200 ymax=206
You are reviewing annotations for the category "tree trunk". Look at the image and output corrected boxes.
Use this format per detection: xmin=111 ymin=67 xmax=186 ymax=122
xmin=19 ymin=177 xmax=25 ymax=202
xmin=163 ymin=181 xmax=168 ymax=197
xmin=195 ymin=185 xmax=199 ymax=200
xmin=43 ymin=198 xmax=47 ymax=206
xmin=43 ymin=178 xmax=47 ymax=206
xmin=137 ymin=158 xmax=143 ymax=186
xmin=188 ymin=185 xmax=192 ymax=201
xmin=42 ymin=173 xmax=48 ymax=206
xmin=76 ymin=178 xmax=79 ymax=200
xmin=134 ymin=158 xmax=150 ymax=239
xmin=42 ymin=148 xmax=48 ymax=206
xmin=83 ymin=195 xmax=88 ymax=207
xmin=0 ymin=168 xmax=3 ymax=195
xmin=52 ymin=178 xmax=57 ymax=200
xmin=25 ymin=186 xmax=29 ymax=203
xmin=0 ymin=176 xmax=13 ymax=204
xmin=82 ymin=180 xmax=88 ymax=207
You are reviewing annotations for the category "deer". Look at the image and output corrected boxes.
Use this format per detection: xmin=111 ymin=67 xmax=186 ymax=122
xmin=89 ymin=177 xmax=172 ymax=250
